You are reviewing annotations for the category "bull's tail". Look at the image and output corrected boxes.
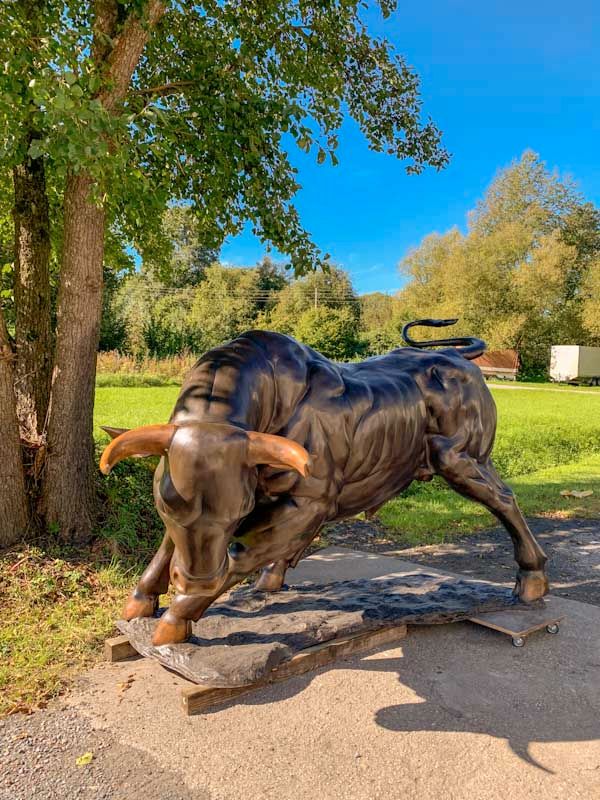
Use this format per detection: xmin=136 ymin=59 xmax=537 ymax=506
xmin=99 ymin=424 xmax=177 ymax=475
xmin=401 ymin=318 xmax=486 ymax=360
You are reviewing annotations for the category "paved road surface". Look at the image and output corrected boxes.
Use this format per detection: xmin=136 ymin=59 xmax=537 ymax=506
xmin=2 ymin=547 xmax=599 ymax=800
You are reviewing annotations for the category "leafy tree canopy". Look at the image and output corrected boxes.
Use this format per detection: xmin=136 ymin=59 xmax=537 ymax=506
xmin=0 ymin=0 xmax=449 ymax=275
xmin=143 ymin=206 xmax=220 ymax=286
xmin=468 ymin=149 xmax=580 ymax=237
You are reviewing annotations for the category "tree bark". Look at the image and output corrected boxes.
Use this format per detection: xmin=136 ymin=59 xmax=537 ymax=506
xmin=42 ymin=173 xmax=105 ymax=539
xmin=0 ymin=309 xmax=29 ymax=547
xmin=13 ymin=147 xmax=52 ymax=443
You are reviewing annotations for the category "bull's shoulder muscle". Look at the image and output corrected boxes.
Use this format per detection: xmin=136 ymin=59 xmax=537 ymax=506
xmin=172 ymin=331 xmax=323 ymax=431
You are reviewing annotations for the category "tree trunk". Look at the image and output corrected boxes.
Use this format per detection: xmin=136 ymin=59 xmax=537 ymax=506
xmin=42 ymin=173 xmax=105 ymax=540
xmin=13 ymin=149 xmax=52 ymax=443
xmin=0 ymin=309 xmax=29 ymax=547
xmin=41 ymin=0 xmax=165 ymax=541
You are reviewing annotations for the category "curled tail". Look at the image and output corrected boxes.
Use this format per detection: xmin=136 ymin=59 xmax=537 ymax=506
xmin=401 ymin=318 xmax=486 ymax=360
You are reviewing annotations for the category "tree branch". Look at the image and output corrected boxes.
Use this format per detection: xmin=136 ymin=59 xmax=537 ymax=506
xmin=134 ymin=63 xmax=236 ymax=98
xmin=96 ymin=0 xmax=166 ymax=114
xmin=135 ymin=80 xmax=197 ymax=97
xmin=92 ymin=0 xmax=119 ymax=63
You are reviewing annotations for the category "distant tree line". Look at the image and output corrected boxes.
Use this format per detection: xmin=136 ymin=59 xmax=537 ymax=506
xmin=101 ymin=247 xmax=377 ymax=362
xmin=394 ymin=151 xmax=600 ymax=377
xmin=100 ymin=205 xmax=396 ymax=361
xmin=101 ymin=152 xmax=600 ymax=376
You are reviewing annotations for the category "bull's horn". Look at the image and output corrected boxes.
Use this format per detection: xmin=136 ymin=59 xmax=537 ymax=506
xmin=101 ymin=425 xmax=130 ymax=440
xmin=99 ymin=424 xmax=177 ymax=475
xmin=246 ymin=432 xmax=312 ymax=478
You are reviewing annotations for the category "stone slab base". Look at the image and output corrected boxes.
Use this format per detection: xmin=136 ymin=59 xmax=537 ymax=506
xmin=117 ymin=571 xmax=524 ymax=688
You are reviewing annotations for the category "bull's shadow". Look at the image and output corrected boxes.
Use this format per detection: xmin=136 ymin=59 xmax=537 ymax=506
xmin=368 ymin=623 xmax=600 ymax=773
xmin=202 ymin=618 xmax=600 ymax=774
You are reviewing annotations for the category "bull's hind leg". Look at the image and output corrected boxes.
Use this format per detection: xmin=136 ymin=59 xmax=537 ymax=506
xmin=430 ymin=436 xmax=548 ymax=602
xmin=122 ymin=533 xmax=174 ymax=620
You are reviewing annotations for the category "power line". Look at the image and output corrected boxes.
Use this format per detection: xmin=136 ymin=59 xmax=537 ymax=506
xmin=118 ymin=287 xmax=374 ymax=301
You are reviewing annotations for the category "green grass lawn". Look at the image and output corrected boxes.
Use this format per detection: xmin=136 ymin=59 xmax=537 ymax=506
xmin=2 ymin=383 xmax=599 ymax=715
xmin=94 ymin=384 xmax=600 ymax=537
xmin=379 ymin=455 xmax=600 ymax=544
xmin=487 ymin=381 xmax=600 ymax=392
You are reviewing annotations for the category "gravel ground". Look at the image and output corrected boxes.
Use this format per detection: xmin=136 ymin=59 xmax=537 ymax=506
xmin=0 ymin=705 xmax=198 ymax=800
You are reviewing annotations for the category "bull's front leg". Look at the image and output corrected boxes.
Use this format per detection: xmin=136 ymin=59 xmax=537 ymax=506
xmin=254 ymin=559 xmax=290 ymax=592
xmin=151 ymin=497 xmax=330 ymax=646
xmin=122 ymin=532 xmax=174 ymax=620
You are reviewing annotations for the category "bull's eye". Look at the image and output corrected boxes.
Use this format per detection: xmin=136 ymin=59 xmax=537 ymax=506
xmin=228 ymin=541 xmax=246 ymax=559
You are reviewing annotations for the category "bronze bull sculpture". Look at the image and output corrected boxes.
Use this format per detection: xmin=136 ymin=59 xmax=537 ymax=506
xmin=100 ymin=320 xmax=548 ymax=646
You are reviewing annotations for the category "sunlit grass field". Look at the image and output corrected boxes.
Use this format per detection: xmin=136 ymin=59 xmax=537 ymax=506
xmin=94 ymin=384 xmax=600 ymax=473
xmin=94 ymin=383 xmax=600 ymax=541
xmin=2 ymin=383 xmax=599 ymax=715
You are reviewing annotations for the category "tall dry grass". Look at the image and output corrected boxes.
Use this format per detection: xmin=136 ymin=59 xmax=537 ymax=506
xmin=96 ymin=351 xmax=197 ymax=386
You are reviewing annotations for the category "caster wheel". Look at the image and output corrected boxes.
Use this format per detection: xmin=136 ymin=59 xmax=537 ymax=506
xmin=546 ymin=623 xmax=559 ymax=635
xmin=512 ymin=636 xmax=525 ymax=648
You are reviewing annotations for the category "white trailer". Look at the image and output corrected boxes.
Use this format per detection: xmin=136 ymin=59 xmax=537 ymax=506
xmin=550 ymin=345 xmax=600 ymax=385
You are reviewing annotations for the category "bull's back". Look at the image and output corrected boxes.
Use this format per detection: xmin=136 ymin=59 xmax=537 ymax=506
xmin=324 ymin=355 xmax=427 ymax=516
xmin=171 ymin=331 xmax=312 ymax=431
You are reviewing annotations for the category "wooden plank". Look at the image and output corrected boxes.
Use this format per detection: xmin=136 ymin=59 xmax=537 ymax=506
xmin=469 ymin=599 xmax=564 ymax=638
xmin=180 ymin=623 xmax=408 ymax=716
xmin=104 ymin=635 xmax=139 ymax=663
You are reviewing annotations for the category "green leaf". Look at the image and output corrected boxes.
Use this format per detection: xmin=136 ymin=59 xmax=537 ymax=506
xmin=27 ymin=139 xmax=44 ymax=159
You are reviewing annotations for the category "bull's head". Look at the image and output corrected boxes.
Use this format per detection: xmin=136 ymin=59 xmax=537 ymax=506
xmin=99 ymin=422 xmax=311 ymax=595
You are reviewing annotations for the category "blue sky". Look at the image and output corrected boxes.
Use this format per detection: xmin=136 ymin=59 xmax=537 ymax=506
xmin=220 ymin=0 xmax=600 ymax=295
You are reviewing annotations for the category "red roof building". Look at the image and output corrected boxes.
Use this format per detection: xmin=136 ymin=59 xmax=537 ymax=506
xmin=473 ymin=349 xmax=519 ymax=380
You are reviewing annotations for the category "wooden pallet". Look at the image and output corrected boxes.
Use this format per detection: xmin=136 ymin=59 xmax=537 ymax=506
xmin=105 ymin=623 xmax=408 ymax=715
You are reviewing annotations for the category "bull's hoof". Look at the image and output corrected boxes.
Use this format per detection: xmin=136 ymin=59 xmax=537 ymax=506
xmin=513 ymin=569 xmax=549 ymax=603
xmin=254 ymin=570 xmax=285 ymax=592
xmin=151 ymin=616 xmax=190 ymax=646
xmin=122 ymin=592 xmax=158 ymax=621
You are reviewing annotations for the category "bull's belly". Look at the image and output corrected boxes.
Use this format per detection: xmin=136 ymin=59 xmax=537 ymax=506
xmin=333 ymin=463 xmax=416 ymax=521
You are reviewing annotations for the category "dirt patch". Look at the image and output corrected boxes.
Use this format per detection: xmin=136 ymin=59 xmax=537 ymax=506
xmin=320 ymin=516 xmax=600 ymax=606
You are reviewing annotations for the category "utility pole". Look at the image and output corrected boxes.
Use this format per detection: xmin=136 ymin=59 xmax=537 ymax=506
xmin=314 ymin=286 xmax=318 ymax=310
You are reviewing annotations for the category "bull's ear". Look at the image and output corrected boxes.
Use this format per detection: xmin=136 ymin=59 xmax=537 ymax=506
xmin=101 ymin=425 xmax=130 ymax=440
xmin=246 ymin=432 xmax=312 ymax=478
